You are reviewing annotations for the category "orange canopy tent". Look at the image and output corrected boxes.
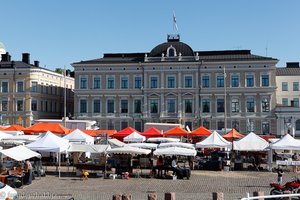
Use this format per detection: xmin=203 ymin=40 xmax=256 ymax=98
xmin=142 ymin=127 xmax=162 ymax=138
xmin=0 ymin=126 xmax=6 ymax=131
xmin=222 ymin=128 xmax=244 ymax=140
xmin=5 ymin=124 xmax=25 ymax=131
xmin=79 ymin=129 xmax=117 ymax=137
xmin=190 ymin=126 xmax=212 ymax=137
xmin=164 ymin=126 xmax=189 ymax=137
xmin=112 ymin=127 xmax=140 ymax=141
xmin=23 ymin=122 xmax=70 ymax=135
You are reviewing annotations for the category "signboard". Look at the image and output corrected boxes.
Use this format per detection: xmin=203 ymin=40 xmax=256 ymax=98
xmin=96 ymin=132 xmax=107 ymax=137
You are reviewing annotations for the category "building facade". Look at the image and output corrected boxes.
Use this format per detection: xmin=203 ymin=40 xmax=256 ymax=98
xmin=0 ymin=52 xmax=74 ymax=127
xmin=72 ymin=35 xmax=278 ymax=134
xmin=275 ymin=62 xmax=300 ymax=136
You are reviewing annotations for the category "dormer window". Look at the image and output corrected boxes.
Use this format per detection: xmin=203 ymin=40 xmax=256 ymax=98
xmin=167 ymin=45 xmax=177 ymax=57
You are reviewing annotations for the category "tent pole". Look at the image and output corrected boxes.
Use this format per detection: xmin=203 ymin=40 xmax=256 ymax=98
xmin=59 ymin=152 xmax=61 ymax=179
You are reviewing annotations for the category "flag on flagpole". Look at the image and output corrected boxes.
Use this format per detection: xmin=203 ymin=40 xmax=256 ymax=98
xmin=173 ymin=11 xmax=178 ymax=32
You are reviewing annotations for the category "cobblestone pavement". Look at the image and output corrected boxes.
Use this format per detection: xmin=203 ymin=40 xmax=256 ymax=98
xmin=15 ymin=170 xmax=300 ymax=200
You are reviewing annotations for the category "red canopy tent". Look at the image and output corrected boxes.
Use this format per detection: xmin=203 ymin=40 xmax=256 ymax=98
xmin=164 ymin=126 xmax=189 ymax=137
xmin=222 ymin=128 xmax=244 ymax=140
xmin=142 ymin=127 xmax=162 ymax=138
xmin=5 ymin=124 xmax=25 ymax=131
xmin=112 ymin=127 xmax=140 ymax=141
xmin=0 ymin=126 xmax=5 ymax=131
xmin=23 ymin=122 xmax=70 ymax=135
xmin=190 ymin=126 xmax=212 ymax=137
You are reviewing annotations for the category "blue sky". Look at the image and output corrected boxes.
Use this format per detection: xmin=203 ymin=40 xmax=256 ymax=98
xmin=1 ymin=1 xmax=300 ymax=70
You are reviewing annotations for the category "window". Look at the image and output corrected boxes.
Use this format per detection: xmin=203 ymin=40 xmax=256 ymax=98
xmin=231 ymin=75 xmax=239 ymax=87
xmin=1 ymin=81 xmax=8 ymax=93
xmin=202 ymin=99 xmax=210 ymax=113
xmin=232 ymin=120 xmax=240 ymax=132
xmin=167 ymin=99 xmax=175 ymax=113
xmin=296 ymin=120 xmax=300 ymax=131
xmin=17 ymin=81 xmax=24 ymax=92
xmin=121 ymin=76 xmax=128 ymax=89
xmin=167 ymin=47 xmax=176 ymax=57
xmin=31 ymin=81 xmax=38 ymax=92
xmin=293 ymin=82 xmax=299 ymax=91
xmin=1 ymin=100 xmax=8 ymax=111
xmin=217 ymin=99 xmax=224 ymax=112
xmin=203 ymin=120 xmax=210 ymax=129
xmin=80 ymin=76 xmax=87 ymax=89
xmin=202 ymin=75 xmax=210 ymax=88
xmin=293 ymin=98 xmax=299 ymax=107
xmin=134 ymin=100 xmax=142 ymax=113
xmin=107 ymin=121 xmax=114 ymax=130
xmin=135 ymin=121 xmax=142 ymax=132
xmin=262 ymin=121 xmax=270 ymax=134
xmin=247 ymin=119 xmax=255 ymax=133
xmin=262 ymin=98 xmax=270 ymax=112
xmin=121 ymin=100 xmax=128 ymax=113
xmin=121 ymin=121 xmax=128 ymax=130
xmin=261 ymin=74 xmax=269 ymax=87
xmin=31 ymin=100 xmax=37 ymax=111
xmin=185 ymin=76 xmax=192 ymax=88
xmin=17 ymin=100 xmax=23 ymax=111
xmin=246 ymin=74 xmax=254 ymax=87
xmin=150 ymin=77 xmax=158 ymax=88
xmin=150 ymin=99 xmax=158 ymax=113
xmin=282 ymin=82 xmax=288 ymax=91
xmin=246 ymin=98 xmax=255 ymax=112
xmin=41 ymin=101 xmax=43 ymax=112
xmin=107 ymin=100 xmax=114 ymax=113
xmin=231 ymin=99 xmax=240 ymax=113
xmin=107 ymin=77 xmax=115 ymax=89
xmin=93 ymin=76 xmax=101 ymax=89
xmin=282 ymin=98 xmax=288 ymax=106
xmin=93 ymin=99 xmax=101 ymax=113
xmin=80 ymin=99 xmax=87 ymax=113
xmin=217 ymin=75 xmax=224 ymax=87
xmin=217 ymin=121 xmax=224 ymax=130
xmin=167 ymin=76 xmax=175 ymax=88
xmin=185 ymin=122 xmax=193 ymax=131
xmin=135 ymin=76 xmax=142 ymax=89
xmin=184 ymin=99 xmax=192 ymax=113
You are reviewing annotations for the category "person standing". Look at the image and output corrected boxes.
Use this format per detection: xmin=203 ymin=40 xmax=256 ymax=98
xmin=277 ymin=168 xmax=284 ymax=185
xmin=24 ymin=160 xmax=33 ymax=184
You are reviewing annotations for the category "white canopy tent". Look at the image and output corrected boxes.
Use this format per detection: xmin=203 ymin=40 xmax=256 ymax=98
xmin=270 ymin=134 xmax=300 ymax=150
xmin=123 ymin=131 xmax=146 ymax=143
xmin=0 ymin=145 xmax=41 ymax=161
xmin=67 ymin=144 xmax=110 ymax=153
xmin=1 ymin=135 xmax=40 ymax=144
xmin=108 ymin=139 xmax=126 ymax=148
xmin=147 ymin=137 xmax=180 ymax=143
xmin=26 ymin=131 xmax=69 ymax=153
xmin=153 ymin=147 xmax=197 ymax=157
xmin=63 ymin=129 xmax=94 ymax=144
xmin=196 ymin=131 xmax=232 ymax=149
xmin=0 ymin=131 xmax=13 ymax=140
xmin=158 ymin=142 xmax=195 ymax=150
xmin=26 ymin=131 xmax=69 ymax=178
xmin=106 ymin=146 xmax=151 ymax=155
xmin=233 ymin=132 xmax=269 ymax=151
xmin=127 ymin=143 xmax=158 ymax=150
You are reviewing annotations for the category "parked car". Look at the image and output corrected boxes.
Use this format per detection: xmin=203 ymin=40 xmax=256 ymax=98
xmin=0 ymin=181 xmax=18 ymax=200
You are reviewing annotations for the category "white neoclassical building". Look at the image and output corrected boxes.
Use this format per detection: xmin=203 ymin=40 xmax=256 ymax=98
xmin=276 ymin=62 xmax=300 ymax=137
xmin=72 ymin=34 xmax=278 ymax=133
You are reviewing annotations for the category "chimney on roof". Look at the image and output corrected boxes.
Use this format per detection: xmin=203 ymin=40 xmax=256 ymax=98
xmin=34 ymin=60 xmax=39 ymax=67
xmin=22 ymin=53 xmax=30 ymax=64
xmin=286 ymin=62 xmax=299 ymax=68
xmin=1 ymin=52 xmax=11 ymax=62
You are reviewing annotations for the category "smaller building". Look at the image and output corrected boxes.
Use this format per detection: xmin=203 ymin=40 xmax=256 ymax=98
xmin=0 ymin=52 xmax=74 ymax=127
xmin=276 ymin=62 xmax=300 ymax=136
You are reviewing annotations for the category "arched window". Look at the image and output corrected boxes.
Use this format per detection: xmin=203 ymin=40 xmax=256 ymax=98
xmin=296 ymin=119 xmax=300 ymax=131
xmin=167 ymin=46 xmax=177 ymax=57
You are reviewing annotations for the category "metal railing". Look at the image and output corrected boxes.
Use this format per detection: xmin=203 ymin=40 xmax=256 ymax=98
xmin=241 ymin=192 xmax=300 ymax=200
